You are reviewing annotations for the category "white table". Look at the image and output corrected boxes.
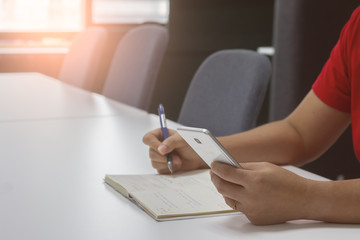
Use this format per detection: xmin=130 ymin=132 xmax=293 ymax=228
xmin=0 ymin=73 xmax=359 ymax=240
xmin=0 ymin=72 xmax=145 ymax=122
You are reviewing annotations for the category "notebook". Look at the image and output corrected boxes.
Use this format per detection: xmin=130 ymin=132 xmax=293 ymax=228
xmin=105 ymin=166 xmax=328 ymax=221
xmin=105 ymin=169 xmax=238 ymax=221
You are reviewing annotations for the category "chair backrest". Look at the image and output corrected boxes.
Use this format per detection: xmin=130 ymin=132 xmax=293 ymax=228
xmin=102 ymin=24 xmax=168 ymax=111
xmin=58 ymin=27 xmax=108 ymax=92
xmin=178 ymin=49 xmax=271 ymax=137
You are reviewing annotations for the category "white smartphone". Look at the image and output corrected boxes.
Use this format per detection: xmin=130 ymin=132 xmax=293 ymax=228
xmin=177 ymin=126 xmax=241 ymax=168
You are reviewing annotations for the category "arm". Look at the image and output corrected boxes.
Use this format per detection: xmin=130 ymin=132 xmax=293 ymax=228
xmin=308 ymin=178 xmax=360 ymax=223
xmin=219 ymin=90 xmax=351 ymax=166
xmin=209 ymin=91 xmax=357 ymax=225
xmin=143 ymin=90 xmax=359 ymax=224
xmin=143 ymin=90 xmax=350 ymax=173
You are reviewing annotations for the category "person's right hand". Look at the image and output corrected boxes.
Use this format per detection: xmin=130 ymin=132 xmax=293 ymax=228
xmin=142 ymin=128 xmax=208 ymax=174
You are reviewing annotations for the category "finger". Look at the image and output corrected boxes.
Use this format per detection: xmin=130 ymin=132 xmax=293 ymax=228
xmin=149 ymin=147 xmax=169 ymax=172
xmin=157 ymin=130 xmax=186 ymax=155
xmin=224 ymin=197 xmax=235 ymax=209
xmin=142 ymin=128 xmax=163 ymax=150
xmin=170 ymin=155 xmax=182 ymax=172
xmin=149 ymin=148 xmax=181 ymax=166
xmin=153 ymin=162 xmax=171 ymax=174
xmin=143 ymin=128 xmax=179 ymax=153
xmin=149 ymin=148 xmax=166 ymax=163
xmin=210 ymin=162 xmax=251 ymax=187
xmin=210 ymin=170 xmax=244 ymax=201
xmin=240 ymin=162 xmax=268 ymax=170
xmin=223 ymin=197 xmax=241 ymax=211
xmin=151 ymin=153 xmax=182 ymax=173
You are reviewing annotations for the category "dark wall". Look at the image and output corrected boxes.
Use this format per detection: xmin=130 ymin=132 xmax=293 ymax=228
xmin=270 ymin=0 xmax=360 ymax=121
xmin=149 ymin=0 xmax=275 ymax=121
xmin=271 ymin=0 xmax=360 ymax=179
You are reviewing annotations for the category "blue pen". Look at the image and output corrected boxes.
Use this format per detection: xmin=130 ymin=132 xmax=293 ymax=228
xmin=158 ymin=104 xmax=173 ymax=173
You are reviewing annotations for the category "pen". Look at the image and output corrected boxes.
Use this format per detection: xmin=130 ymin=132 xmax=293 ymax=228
xmin=158 ymin=104 xmax=173 ymax=173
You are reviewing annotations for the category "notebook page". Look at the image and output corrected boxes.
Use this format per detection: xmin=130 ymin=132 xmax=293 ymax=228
xmin=107 ymin=170 xmax=234 ymax=218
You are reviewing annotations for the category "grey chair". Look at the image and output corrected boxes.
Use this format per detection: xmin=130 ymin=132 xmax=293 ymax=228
xmin=58 ymin=27 xmax=108 ymax=92
xmin=102 ymin=24 xmax=168 ymax=111
xmin=178 ymin=49 xmax=271 ymax=137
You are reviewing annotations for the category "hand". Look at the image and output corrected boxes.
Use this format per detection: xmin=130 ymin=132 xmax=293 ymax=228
xmin=210 ymin=162 xmax=311 ymax=225
xmin=142 ymin=128 xmax=208 ymax=174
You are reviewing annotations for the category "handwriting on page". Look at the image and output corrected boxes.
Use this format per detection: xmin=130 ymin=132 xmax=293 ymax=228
xmin=111 ymin=170 xmax=232 ymax=216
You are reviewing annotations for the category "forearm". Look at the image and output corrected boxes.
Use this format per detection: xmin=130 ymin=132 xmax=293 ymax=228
xmin=218 ymin=91 xmax=351 ymax=166
xmin=305 ymin=179 xmax=360 ymax=223
xmin=219 ymin=119 xmax=308 ymax=166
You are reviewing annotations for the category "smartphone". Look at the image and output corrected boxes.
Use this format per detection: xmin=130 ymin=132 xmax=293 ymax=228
xmin=177 ymin=126 xmax=241 ymax=168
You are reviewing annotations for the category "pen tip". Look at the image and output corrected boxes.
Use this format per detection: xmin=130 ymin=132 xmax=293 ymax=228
xmin=168 ymin=161 xmax=173 ymax=174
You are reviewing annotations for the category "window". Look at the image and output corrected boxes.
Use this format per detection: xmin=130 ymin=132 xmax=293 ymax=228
xmin=0 ymin=0 xmax=85 ymax=32
xmin=92 ymin=0 xmax=169 ymax=24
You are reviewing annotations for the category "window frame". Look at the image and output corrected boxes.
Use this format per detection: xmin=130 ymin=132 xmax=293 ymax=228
xmin=88 ymin=0 xmax=169 ymax=27
xmin=0 ymin=0 xmax=168 ymax=44
xmin=0 ymin=0 xmax=90 ymax=43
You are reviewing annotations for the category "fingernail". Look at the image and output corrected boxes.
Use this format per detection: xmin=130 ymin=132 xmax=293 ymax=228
xmin=158 ymin=144 xmax=168 ymax=154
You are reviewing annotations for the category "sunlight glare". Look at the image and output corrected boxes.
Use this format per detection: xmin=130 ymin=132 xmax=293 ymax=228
xmin=0 ymin=0 xmax=84 ymax=32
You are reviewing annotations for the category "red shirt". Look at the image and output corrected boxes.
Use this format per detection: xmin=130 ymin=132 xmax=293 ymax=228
xmin=313 ymin=6 xmax=360 ymax=161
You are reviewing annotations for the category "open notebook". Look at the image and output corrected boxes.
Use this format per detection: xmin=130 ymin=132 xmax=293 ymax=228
xmin=105 ymin=166 xmax=328 ymax=221
xmin=105 ymin=169 xmax=238 ymax=221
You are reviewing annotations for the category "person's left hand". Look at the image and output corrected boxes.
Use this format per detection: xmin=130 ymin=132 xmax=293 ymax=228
xmin=210 ymin=162 xmax=311 ymax=225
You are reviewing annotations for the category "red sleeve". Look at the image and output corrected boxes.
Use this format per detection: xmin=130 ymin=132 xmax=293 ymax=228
xmin=312 ymin=7 xmax=360 ymax=113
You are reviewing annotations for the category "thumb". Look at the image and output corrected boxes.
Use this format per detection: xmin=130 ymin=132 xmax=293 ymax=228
xmin=157 ymin=132 xmax=185 ymax=155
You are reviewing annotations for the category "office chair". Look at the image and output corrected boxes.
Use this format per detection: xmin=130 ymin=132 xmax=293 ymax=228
xmin=102 ymin=24 xmax=168 ymax=111
xmin=58 ymin=27 xmax=108 ymax=92
xmin=178 ymin=49 xmax=271 ymax=137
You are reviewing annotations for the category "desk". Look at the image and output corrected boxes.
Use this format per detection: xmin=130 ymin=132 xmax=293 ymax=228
xmin=0 ymin=73 xmax=145 ymax=121
xmin=0 ymin=73 xmax=359 ymax=239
